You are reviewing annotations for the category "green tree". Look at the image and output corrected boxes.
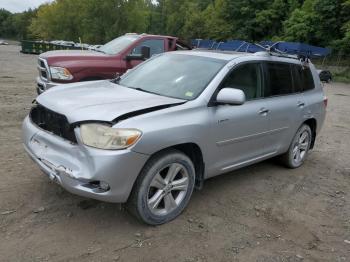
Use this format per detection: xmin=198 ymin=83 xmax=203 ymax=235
xmin=1 ymin=0 xmax=349 ymax=52
xmin=331 ymin=0 xmax=350 ymax=51
xmin=29 ymin=0 xmax=151 ymax=43
xmin=283 ymin=7 xmax=316 ymax=43
xmin=283 ymin=0 xmax=349 ymax=48
xmin=0 ymin=8 xmax=15 ymax=37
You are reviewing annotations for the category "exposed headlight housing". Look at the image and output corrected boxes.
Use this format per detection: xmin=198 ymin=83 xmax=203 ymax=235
xmin=49 ymin=66 xmax=73 ymax=80
xmin=80 ymin=123 xmax=142 ymax=150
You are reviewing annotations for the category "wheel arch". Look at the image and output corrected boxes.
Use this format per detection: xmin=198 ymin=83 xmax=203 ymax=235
xmin=138 ymin=142 xmax=205 ymax=190
xmin=303 ymin=118 xmax=317 ymax=149
xmin=172 ymin=143 xmax=205 ymax=189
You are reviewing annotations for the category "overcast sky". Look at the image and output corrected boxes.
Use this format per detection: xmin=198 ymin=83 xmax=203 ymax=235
xmin=0 ymin=0 xmax=53 ymax=13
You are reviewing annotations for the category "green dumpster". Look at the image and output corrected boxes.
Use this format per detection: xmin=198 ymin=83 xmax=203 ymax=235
xmin=21 ymin=40 xmax=84 ymax=54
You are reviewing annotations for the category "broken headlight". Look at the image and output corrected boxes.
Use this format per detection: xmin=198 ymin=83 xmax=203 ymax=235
xmin=80 ymin=123 xmax=142 ymax=150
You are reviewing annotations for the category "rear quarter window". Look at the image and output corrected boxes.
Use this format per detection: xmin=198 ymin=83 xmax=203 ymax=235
xmin=264 ymin=62 xmax=294 ymax=97
xmin=293 ymin=65 xmax=315 ymax=92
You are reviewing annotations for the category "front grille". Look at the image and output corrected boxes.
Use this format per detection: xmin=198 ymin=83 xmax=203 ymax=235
xmin=30 ymin=105 xmax=77 ymax=143
xmin=38 ymin=58 xmax=50 ymax=81
xmin=41 ymin=71 xmax=47 ymax=79
xmin=39 ymin=60 xmax=45 ymax=68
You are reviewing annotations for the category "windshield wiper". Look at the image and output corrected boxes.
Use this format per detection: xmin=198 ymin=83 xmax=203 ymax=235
xmin=111 ymin=74 xmax=121 ymax=84
xmin=133 ymin=87 xmax=160 ymax=96
xmin=93 ymin=49 xmax=105 ymax=54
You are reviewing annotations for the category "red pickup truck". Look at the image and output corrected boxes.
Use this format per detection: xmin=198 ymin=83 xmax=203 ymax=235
xmin=36 ymin=33 xmax=191 ymax=94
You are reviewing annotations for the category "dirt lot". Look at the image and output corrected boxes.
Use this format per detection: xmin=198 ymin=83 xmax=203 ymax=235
xmin=0 ymin=44 xmax=349 ymax=262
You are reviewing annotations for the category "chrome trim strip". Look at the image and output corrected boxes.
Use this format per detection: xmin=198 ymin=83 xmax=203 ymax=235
xmin=36 ymin=77 xmax=59 ymax=94
xmin=38 ymin=57 xmax=51 ymax=81
xmin=37 ymin=66 xmax=48 ymax=81
xmin=216 ymin=126 xmax=288 ymax=147
xmin=221 ymin=151 xmax=277 ymax=171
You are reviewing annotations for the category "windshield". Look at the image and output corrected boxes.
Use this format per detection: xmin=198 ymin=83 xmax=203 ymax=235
xmin=118 ymin=53 xmax=226 ymax=100
xmin=99 ymin=35 xmax=139 ymax=55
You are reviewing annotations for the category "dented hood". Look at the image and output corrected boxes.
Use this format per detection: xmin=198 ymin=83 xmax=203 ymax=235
xmin=36 ymin=80 xmax=185 ymax=123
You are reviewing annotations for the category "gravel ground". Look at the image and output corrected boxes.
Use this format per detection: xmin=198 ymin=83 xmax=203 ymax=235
xmin=0 ymin=45 xmax=349 ymax=262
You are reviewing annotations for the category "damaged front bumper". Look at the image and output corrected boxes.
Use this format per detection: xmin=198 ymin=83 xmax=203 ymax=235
xmin=22 ymin=116 xmax=149 ymax=203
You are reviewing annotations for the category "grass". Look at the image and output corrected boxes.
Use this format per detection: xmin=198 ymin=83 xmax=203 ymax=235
xmin=332 ymin=67 xmax=350 ymax=83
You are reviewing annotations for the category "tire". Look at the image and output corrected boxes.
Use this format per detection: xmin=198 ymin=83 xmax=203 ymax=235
xmin=127 ymin=149 xmax=195 ymax=225
xmin=281 ymin=124 xmax=312 ymax=169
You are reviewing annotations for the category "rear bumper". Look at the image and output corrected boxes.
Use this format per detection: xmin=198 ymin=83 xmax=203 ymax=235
xmin=36 ymin=77 xmax=59 ymax=94
xmin=22 ymin=116 xmax=149 ymax=203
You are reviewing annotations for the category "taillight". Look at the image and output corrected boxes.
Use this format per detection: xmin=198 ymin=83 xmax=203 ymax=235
xmin=323 ymin=96 xmax=328 ymax=107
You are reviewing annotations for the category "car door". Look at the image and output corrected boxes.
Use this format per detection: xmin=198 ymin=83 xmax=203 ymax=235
xmin=125 ymin=39 xmax=165 ymax=70
xmin=261 ymin=62 xmax=306 ymax=153
xmin=207 ymin=62 xmax=273 ymax=174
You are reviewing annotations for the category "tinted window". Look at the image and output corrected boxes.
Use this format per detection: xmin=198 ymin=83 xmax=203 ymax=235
xmin=294 ymin=65 xmax=315 ymax=91
xmin=291 ymin=65 xmax=303 ymax=92
xmin=119 ymin=53 xmax=226 ymax=100
xmin=220 ymin=63 xmax=263 ymax=100
xmin=264 ymin=62 xmax=293 ymax=97
xmin=131 ymin=39 xmax=165 ymax=56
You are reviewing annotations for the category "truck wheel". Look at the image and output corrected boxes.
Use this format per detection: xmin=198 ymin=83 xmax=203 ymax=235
xmin=281 ymin=124 xmax=312 ymax=168
xmin=127 ymin=149 xmax=195 ymax=225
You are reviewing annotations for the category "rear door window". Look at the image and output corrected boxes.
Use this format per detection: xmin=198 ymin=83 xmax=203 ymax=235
xmin=219 ymin=62 xmax=263 ymax=100
xmin=264 ymin=62 xmax=294 ymax=97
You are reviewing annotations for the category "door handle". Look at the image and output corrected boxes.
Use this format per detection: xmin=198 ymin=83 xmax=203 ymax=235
xmin=297 ymin=101 xmax=305 ymax=107
xmin=258 ymin=108 xmax=269 ymax=115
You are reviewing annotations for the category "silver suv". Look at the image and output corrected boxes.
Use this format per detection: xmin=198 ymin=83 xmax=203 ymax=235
xmin=23 ymin=50 xmax=327 ymax=224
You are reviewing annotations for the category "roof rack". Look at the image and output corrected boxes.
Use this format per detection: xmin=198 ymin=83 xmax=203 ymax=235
xmin=254 ymin=42 xmax=301 ymax=61
xmin=257 ymin=41 xmax=332 ymax=63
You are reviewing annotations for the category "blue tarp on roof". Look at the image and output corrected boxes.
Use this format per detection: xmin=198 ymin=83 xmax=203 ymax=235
xmin=191 ymin=39 xmax=262 ymax=52
xmin=191 ymin=39 xmax=331 ymax=57
xmin=191 ymin=39 xmax=216 ymax=49
xmin=216 ymin=40 xmax=245 ymax=51
xmin=260 ymin=41 xmax=331 ymax=58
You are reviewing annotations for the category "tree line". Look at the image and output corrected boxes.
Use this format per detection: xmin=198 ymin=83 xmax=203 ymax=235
xmin=0 ymin=0 xmax=349 ymax=51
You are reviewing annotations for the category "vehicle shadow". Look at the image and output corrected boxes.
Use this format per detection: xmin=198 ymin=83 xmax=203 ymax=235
xmin=39 ymin=157 xmax=291 ymax=227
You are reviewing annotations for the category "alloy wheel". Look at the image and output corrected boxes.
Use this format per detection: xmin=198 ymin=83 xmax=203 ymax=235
xmin=147 ymin=163 xmax=189 ymax=216
xmin=292 ymin=130 xmax=310 ymax=165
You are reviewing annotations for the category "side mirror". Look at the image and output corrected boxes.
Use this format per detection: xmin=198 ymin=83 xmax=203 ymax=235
xmin=215 ymin=88 xmax=245 ymax=105
xmin=125 ymin=46 xmax=151 ymax=61
xmin=141 ymin=45 xmax=150 ymax=59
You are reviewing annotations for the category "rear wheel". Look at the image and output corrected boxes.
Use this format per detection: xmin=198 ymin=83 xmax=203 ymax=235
xmin=281 ymin=124 xmax=312 ymax=168
xmin=127 ymin=149 xmax=195 ymax=225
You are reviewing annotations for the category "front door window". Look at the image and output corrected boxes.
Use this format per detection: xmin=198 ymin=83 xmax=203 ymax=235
xmin=219 ymin=63 xmax=263 ymax=100
xmin=131 ymin=39 xmax=165 ymax=57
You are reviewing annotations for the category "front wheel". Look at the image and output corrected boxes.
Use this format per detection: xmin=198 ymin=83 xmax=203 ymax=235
xmin=127 ymin=149 xmax=195 ymax=225
xmin=281 ymin=124 xmax=312 ymax=168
